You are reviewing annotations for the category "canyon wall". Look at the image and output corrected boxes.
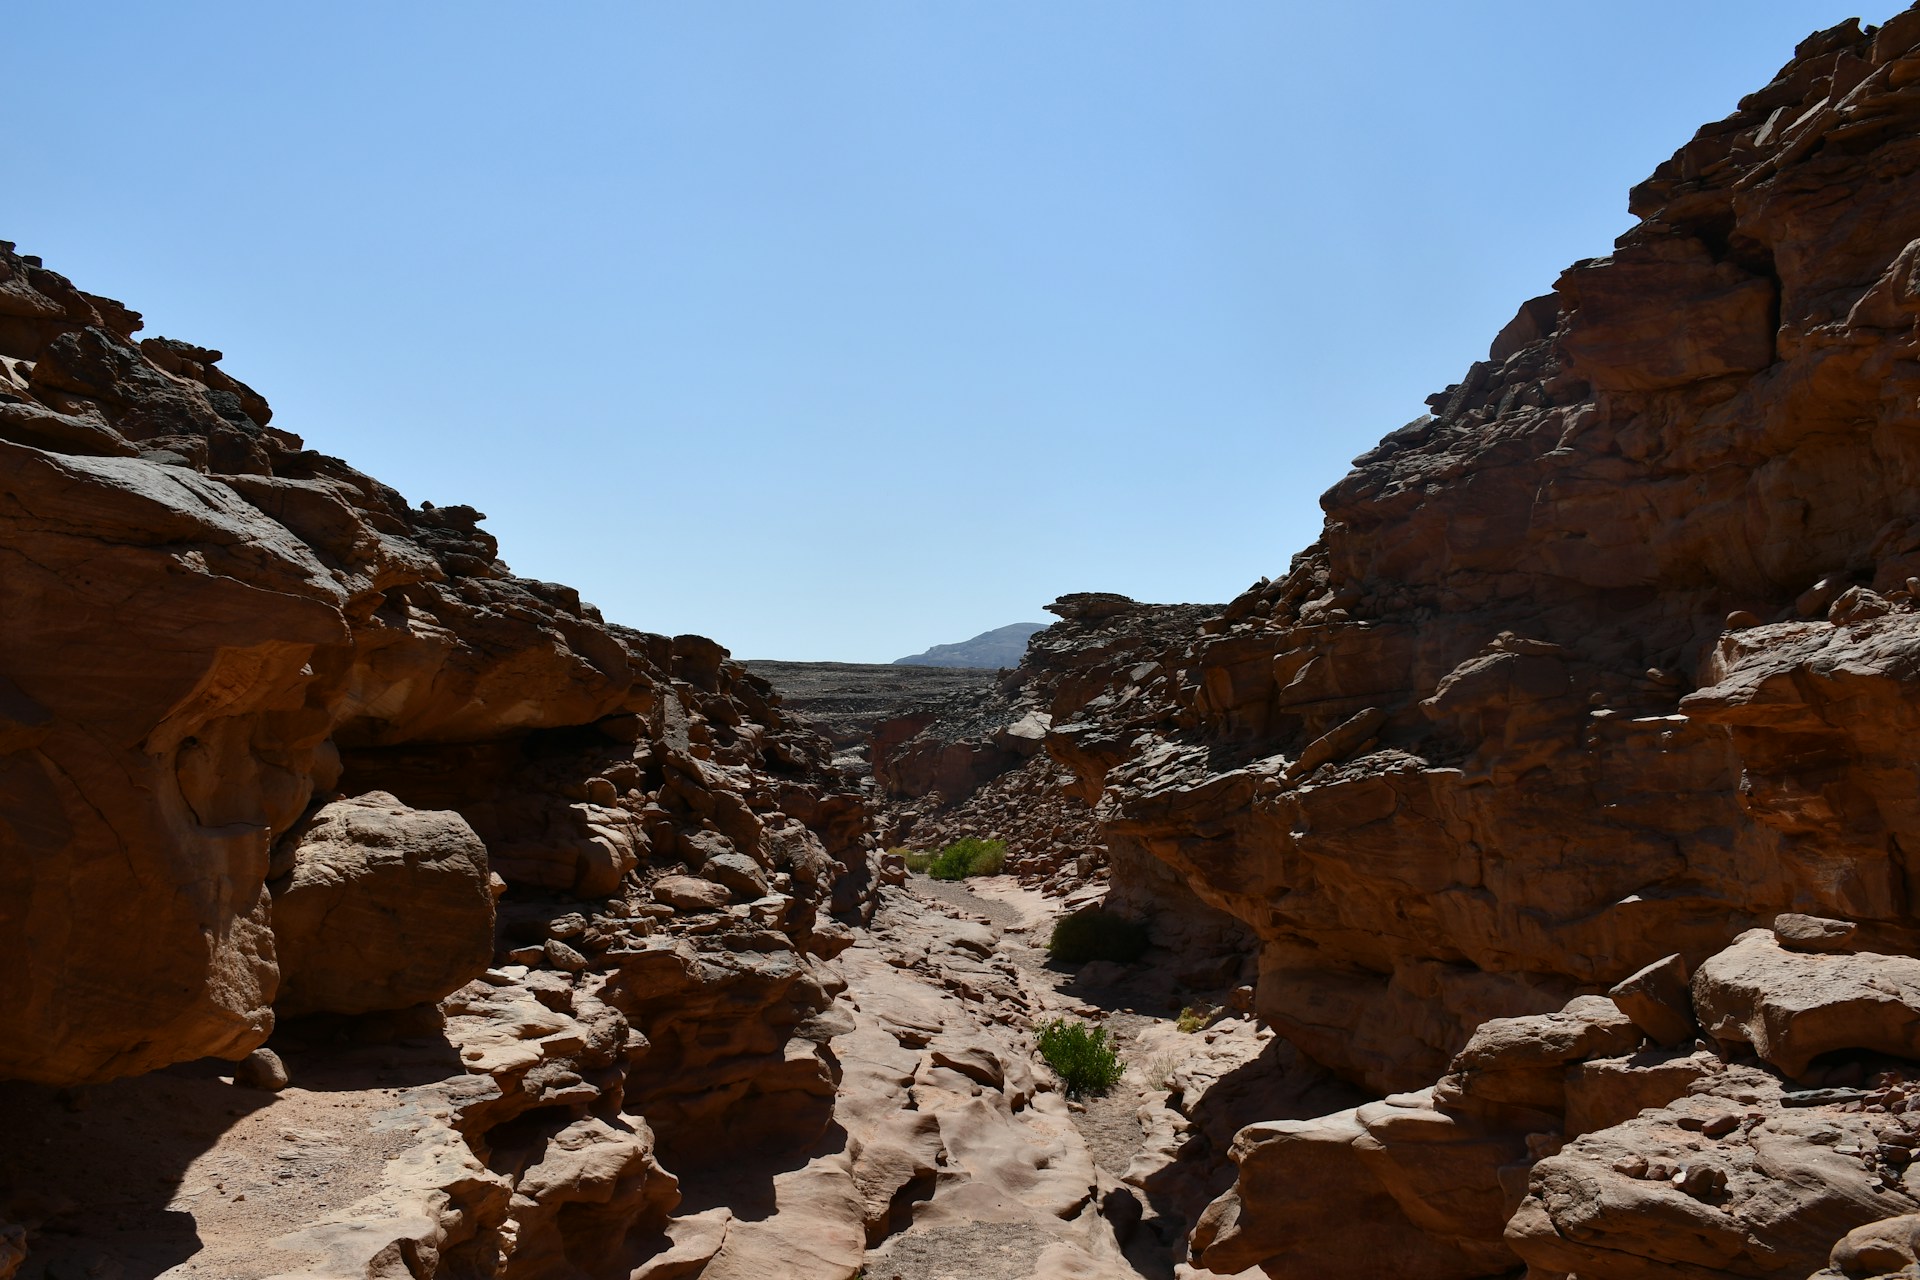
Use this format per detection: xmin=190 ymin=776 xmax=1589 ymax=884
xmin=1035 ymin=11 xmax=1920 ymax=1098
xmin=0 ymin=239 xmax=876 ymax=1089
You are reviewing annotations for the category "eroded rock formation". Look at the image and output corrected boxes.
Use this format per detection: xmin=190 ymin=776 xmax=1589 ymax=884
xmin=978 ymin=9 xmax=1920 ymax=1278
xmin=12 ymin=6 xmax=1920 ymax=1279
xmin=0 ymin=236 xmax=896 ymax=1275
xmin=1037 ymin=11 xmax=1920 ymax=1095
xmin=0 ymin=238 xmax=877 ymax=1089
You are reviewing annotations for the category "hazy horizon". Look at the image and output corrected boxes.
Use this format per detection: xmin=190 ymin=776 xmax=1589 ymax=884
xmin=6 ymin=1 xmax=1895 ymax=660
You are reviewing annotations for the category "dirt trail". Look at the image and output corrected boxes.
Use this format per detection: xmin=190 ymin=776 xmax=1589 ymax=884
xmin=2 ymin=875 xmax=1313 ymax=1280
xmin=859 ymin=874 xmax=1279 ymax=1280
xmin=1 ymin=1034 xmax=471 ymax=1280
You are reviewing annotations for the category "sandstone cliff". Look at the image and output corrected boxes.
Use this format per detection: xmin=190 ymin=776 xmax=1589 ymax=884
xmin=997 ymin=10 xmax=1920 ymax=1278
xmin=1041 ymin=11 xmax=1920 ymax=1094
xmin=0 ymin=239 xmax=876 ymax=1091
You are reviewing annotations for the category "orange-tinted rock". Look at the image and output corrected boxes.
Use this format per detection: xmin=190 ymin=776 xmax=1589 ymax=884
xmin=271 ymin=792 xmax=496 ymax=1017
xmin=1027 ymin=13 xmax=1920 ymax=1095
xmin=1609 ymin=954 xmax=1696 ymax=1048
xmin=1192 ymin=1099 xmax=1523 ymax=1279
xmin=1509 ymin=1067 xmax=1920 ymax=1280
xmin=502 ymin=1117 xmax=680 ymax=1280
xmin=1692 ymin=929 xmax=1920 ymax=1078
xmin=0 ymin=240 xmax=877 ymax=1087
xmin=1776 ymin=912 xmax=1863 ymax=953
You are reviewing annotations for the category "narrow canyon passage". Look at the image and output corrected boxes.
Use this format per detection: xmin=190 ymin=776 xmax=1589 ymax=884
xmin=0 ymin=874 xmax=1314 ymax=1280
xmin=875 ymin=875 xmax=1364 ymax=1278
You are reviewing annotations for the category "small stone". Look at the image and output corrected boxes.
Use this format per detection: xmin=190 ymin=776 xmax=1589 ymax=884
xmin=1797 ymin=576 xmax=1842 ymax=618
xmin=652 ymin=875 xmax=731 ymax=912
xmin=1608 ymin=954 xmax=1695 ymax=1047
xmin=1830 ymin=586 xmax=1894 ymax=624
xmin=1674 ymin=1163 xmax=1726 ymax=1199
xmin=702 ymin=851 xmax=770 ymax=899
xmin=1772 ymin=913 xmax=1858 ymax=953
xmin=545 ymin=913 xmax=587 ymax=940
xmin=543 ymin=939 xmax=588 ymax=973
xmin=234 ymin=1047 xmax=289 ymax=1091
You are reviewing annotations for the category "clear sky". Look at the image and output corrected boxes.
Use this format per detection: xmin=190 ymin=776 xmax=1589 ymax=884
xmin=4 ymin=3 xmax=1898 ymax=660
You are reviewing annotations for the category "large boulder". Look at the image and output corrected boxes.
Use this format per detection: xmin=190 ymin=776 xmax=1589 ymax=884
xmin=1691 ymin=928 xmax=1920 ymax=1079
xmin=1509 ymin=1067 xmax=1920 ymax=1280
xmin=1191 ymin=1100 xmax=1522 ymax=1280
xmin=271 ymin=792 xmax=496 ymax=1017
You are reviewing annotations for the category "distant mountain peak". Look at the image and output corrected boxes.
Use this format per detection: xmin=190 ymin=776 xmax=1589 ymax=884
xmin=893 ymin=622 xmax=1048 ymax=669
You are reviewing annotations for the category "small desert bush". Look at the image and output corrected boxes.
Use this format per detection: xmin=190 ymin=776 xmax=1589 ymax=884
xmin=1139 ymin=1050 xmax=1186 ymax=1092
xmin=1037 ymin=1018 xmax=1125 ymax=1097
xmin=1176 ymin=1006 xmax=1212 ymax=1034
xmin=894 ymin=847 xmax=935 ymax=874
xmin=926 ymin=837 xmax=1008 ymax=881
xmin=1047 ymin=911 xmax=1150 ymax=964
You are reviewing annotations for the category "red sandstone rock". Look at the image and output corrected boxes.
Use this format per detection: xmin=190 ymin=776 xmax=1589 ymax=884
xmin=0 ymin=238 xmax=881 ymax=1109
xmin=1031 ymin=11 xmax=1920 ymax=1100
xmin=503 ymin=1117 xmax=680 ymax=1279
xmin=1609 ymin=954 xmax=1697 ymax=1048
xmin=1692 ymin=928 xmax=1920 ymax=1077
xmin=1508 ymin=1066 xmax=1920 ymax=1280
xmin=1139 ymin=16 xmax=1920 ymax=1274
xmin=271 ymin=792 xmax=496 ymax=1017
xmin=1777 ymin=912 xmax=1863 ymax=953
xmin=651 ymin=875 xmax=732 ymax=913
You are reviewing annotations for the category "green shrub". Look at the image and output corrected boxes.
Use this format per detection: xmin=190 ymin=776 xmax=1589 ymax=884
xmin=926 ymin=837 xmax=1008 ymax=881
xmin=1176 ymin=1006 xmax=1211 ymax=1034
xmin=1037 ymin=1018 xmax=1125 ymax=1097
xmin=1047 ymin=911 xmax=1150 ymax=964
xmin=895 ymin=847 xmax=935 ymax=874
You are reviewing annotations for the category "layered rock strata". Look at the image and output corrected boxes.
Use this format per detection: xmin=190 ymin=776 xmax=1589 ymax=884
xmin=1036 ymin=11 xmax=1920 ymax=1097
xmin=0 ymin=238 xmax=895 ymax=1276
xmin=0 ymin=237 xmax=877 ymax=1089
xmin=741 ymin=659 xmax=1001 ymax=778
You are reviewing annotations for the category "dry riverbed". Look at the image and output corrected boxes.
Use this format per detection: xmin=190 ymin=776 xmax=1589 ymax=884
xmin=3 ymin=874 xmax=1348 ymax=1280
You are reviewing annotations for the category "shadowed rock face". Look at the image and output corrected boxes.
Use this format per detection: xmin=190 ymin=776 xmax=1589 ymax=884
xmin=270 ymin=792 xmax=498 ymax=1018
xmin=1034 ymin=12 xmax=1920 ymax=1093
xmin=0 ymin=241 xmax=874 ymax=1087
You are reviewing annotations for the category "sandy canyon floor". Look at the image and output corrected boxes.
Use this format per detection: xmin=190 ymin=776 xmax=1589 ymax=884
xmin=1 ymin=875 xmax=1342 ymax=1280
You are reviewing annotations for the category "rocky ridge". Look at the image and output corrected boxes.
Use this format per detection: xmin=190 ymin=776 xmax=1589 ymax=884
xmin=869 ymin=594 xmax=1226 ymax=899
xmin=994 ymin=9 xmax=1920 ymax=1278
xmin=0 ymin=240 xmax=886 ymax=1275
xmin=892 ymin=622 xmax=1050 ymax=670
xmin=1034 ymin=8 xmax=1920 ymax=1089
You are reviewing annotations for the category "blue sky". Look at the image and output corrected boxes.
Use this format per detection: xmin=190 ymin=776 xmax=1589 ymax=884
xmin=5 ymin=3 xmax=1896 ymax=660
